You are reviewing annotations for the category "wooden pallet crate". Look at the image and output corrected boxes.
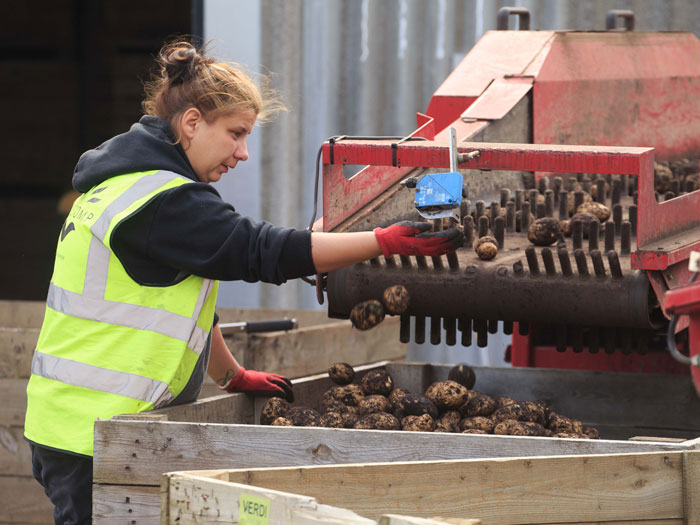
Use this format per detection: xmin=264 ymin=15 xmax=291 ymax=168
xmin=93 ymin=361 xmax=700 ymax=524
xmin=0 ymin=300 xmax=405 ymax=524
xmin=161 ymin=449 xmax=700 ymax=524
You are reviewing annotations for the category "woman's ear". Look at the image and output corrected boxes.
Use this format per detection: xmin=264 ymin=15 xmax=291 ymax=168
xmin=179 ymin=107 xmax=202 ymax=141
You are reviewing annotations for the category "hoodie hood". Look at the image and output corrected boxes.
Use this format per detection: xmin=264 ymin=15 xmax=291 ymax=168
xmin=73 ymin=116 xmax=200 ymax=193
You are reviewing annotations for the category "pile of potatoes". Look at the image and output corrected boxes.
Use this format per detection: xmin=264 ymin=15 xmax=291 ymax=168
xmin=259 ymin=363 xmax=600 ymax=439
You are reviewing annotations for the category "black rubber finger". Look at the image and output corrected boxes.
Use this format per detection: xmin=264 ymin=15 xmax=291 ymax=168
xmin=270 ymin=380 xmax=295 ymax=402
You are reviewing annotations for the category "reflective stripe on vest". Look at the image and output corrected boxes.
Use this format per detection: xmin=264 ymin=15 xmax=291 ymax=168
xmin=32 ymin=350 xmax=173 ymax=407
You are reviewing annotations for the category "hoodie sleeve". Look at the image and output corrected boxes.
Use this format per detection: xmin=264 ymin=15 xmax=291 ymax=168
xmin=111 ymin=182 xmax=316 ymax=286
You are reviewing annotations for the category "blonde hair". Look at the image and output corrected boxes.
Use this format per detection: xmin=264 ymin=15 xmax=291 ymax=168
xmin=142 ymin=40 xmax=285 ymax=138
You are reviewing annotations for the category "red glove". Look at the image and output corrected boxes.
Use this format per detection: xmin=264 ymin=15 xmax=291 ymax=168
xmin=374 ymin=221 xmax=464 ymax=257
xmin=220 ymin=367 xmax=294 ymax=402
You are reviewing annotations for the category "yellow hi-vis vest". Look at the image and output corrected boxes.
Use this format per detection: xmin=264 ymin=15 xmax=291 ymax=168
xmin=25 ymin=170 xmax=219 ymax=456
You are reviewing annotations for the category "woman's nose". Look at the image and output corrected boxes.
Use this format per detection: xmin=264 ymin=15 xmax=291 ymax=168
xmin=235 ymin=139 xmax=249 ymax=161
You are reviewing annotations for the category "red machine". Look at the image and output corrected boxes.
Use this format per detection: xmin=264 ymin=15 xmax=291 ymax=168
xmin=316 ymin=9 xmax=700 ymax=388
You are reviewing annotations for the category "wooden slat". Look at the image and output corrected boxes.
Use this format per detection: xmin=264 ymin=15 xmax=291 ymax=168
xmin=218 ymin=452 xmax=684 ymax=524
xmin=163 ymin=473 xmax=374 ymax=524
xmin=0 ymin=301 xmax=46 ymax=329
xmin=0 ymin=425 xmax=32 ymax=476
xmin=93 ymin=420 xmax=688 ymax=486
xmin=233 ymin=318 xmax=405 ymax=380
xmin=0 ymin=328 xmax=38 ymax=379
xmin=92 ymin=484 xmax=160 ymax=524
xmin=683 ymin=450 xmax=700 ymax=524
xmin=0 ymin=378 xmax=27 ymax=427
xmin=0 ymin=476 xmax=53 ymax=524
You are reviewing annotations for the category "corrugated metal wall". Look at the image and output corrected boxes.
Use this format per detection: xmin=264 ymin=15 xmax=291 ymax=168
xmin=206 ymin=0 xmax=700 ymax=362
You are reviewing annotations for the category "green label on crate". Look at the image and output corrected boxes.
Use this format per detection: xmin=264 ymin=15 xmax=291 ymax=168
xmin=239 ymin=493 xmax=271 ymax=524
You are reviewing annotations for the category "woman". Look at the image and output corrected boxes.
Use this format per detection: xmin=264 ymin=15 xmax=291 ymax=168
xmin=24 ymin=41 xmax=463 ymax=524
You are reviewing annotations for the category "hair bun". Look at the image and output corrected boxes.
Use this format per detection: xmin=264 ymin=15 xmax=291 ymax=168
xmin=160 ymin=42 xmax=204 ymax=85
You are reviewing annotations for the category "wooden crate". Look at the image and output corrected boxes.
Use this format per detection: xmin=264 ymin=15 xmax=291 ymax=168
xmin=0 ymin=300 xmax=405 ymax=524
xmin=162 ymin=449 xmax=700 ymax=524
xmin=93 ymin=361 xmax=700 ymax=524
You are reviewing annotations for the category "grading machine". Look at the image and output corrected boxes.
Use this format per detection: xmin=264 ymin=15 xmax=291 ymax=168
xmin=311 ymin=9 xmax=700 ymax=388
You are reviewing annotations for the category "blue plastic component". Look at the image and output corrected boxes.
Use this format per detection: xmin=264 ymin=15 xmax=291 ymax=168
xmin=414 ymin=172 xmax=464 ymax=218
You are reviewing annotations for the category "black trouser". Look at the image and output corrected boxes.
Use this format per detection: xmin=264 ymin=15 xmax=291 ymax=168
xmin=30 ymin=443 xmax=93 ymax=525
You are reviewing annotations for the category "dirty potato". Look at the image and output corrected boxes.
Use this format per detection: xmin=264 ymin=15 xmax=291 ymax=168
xmin=321 ymin=384 xmax=365 ymax=407
xmin=528 ymin=217 xmax=561 ymax=246
xmin=570 ymin=212 xmax=599 ymax=238
xmin=447 ymin=364 xmax=476 ymax=389
xmin=424 ymin=380 xmax=470 ymax=411
xmin=354 ymin=412 xmax=401 ymax=431
xmin=328 ymin=362 xmax=355 ymax=385
xmin=358 ymin=395 xmax=392 ymax=415
xmin=460 ymin=393 xmax=498 ymax=418
xmin=577 ymin=201 xmax=610 ymax=222
xmin=519 ymin=401 xmax=547 ymax=425
xmin=460 ymin=416 xmax=495 ymax=433
xmin=270 ymin=417 xmax=293 ymax=426
xmin=401 ymin=414 xmax=436 ymax=432
xmin=319 ymin=398 xmax=348 ymax=414
xmin=382 ymin=285 xmax=410 ymax=315
xmin=567 ymin=191 xmax=593 ymax=215
xmin=260 ymin=397 xmax=290 ymax=425
xmin=491 ymin=403 xmax=525 ymax=423
xmin=461 ymin=429 xmax=489 ymax=435
xmin=361 ymin=369 xmax=394 ymax=396
xmin=560 ymin=219 xmax=571 ymax=236
xmin=400 ymin=393 xmax=439 ymax=420
xmin=547 ymin=413 xmax=583 ymax=434
xmin=319 ymin=412 xmax=345 ymax=428
xmin=286 ymin=406 xmax=321 ymax=427
xmin=474 ymin=236 xmax=498 ymax=260
xmin=349 ymin=300 xmax=385 ymax=330
xmin=496 ymin=396 xmax=518 ymax=408
xmin=388 ymin=388 xmax=410 ymax=411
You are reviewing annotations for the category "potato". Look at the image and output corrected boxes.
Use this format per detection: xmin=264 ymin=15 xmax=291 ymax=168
xmin=494 ymin=420 xmax=546 ymax=436
xmin=583 ymin=426 xmax=601 ymax=439
xmin=491 ymin=403 xmax=525 ymax=423
xmin=350 ymin=300 xmax=385 ymax=330
xmin=460 ymin=393 xmax=497 ymax=418
xmin=496 ymin=396 xmax=518 ymax=408
xmin=560 ymin=219 xmax=571 ymax=236
xmin=401 ymin=414 xmax=436 ymax=432
xmin=435 ymin=411 xmax=460 ymax=433
xmin=382 ymin=285 xmax=410 ymax=315
xmin=424 ymin=380 xmax=470 ymax=411
xmin=354 ymin=412 xmax=400 ymax=430
xmin=328 ymin=362 xmax=355 ymax=385
xmin=461 ymin=429 xmax=489 ymax=435
xmin=577 ymin=201 xmax=610 ymax=222
xmin=400 ymin=393 xmax=439 ymax=420
xmin=319 ymin=398 xmax=348 ymax=414
xmin=655 ymin=162 xmax=674 ymax=193
xmin=361 ymin=369 xmax=394 ymax=396
xmin=447 ymin=364 xmax=476 ymax=390
xmin=286 ymin=406 xmax=321 ymax=427
xmin=519 ymin=401 xmax=547 ymax=425
xmin=388 ymin=388 xmax=410 ymax=411
xmin=260 ymin=397 xmax=289 ymax=425
xmin=320 ymin=412 xmax=345 ymax=428
xmin=528 ymin=217 xmax=561 ymax=246
xmin=270 ymin=417 xmax=293 ymax=426
xmin=567 ymin=191 xmax=592 ymax=215
xmin=570 ymin=212 xmax=599 ymax=238
xmin=460 ymin=416 xmax=495 ymax=433
xmin=547 ymin=412 xmax=583 ymax=434
xmin=358 ymin=395 xmax=392 ymax=415
xmin=321 ymin=384 xmax=364 ymax=407
xmin=474 ymin=236 xmax=498 ymax=260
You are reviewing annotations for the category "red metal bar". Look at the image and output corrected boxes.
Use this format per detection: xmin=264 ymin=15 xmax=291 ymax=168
xmin=322 ymin=141 xmax=654 ymax=232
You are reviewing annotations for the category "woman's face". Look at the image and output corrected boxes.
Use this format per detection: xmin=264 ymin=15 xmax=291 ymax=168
xmin=181 ymin=108 xmax=257 ymax=184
